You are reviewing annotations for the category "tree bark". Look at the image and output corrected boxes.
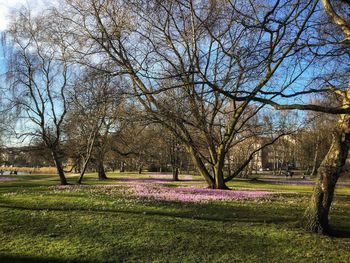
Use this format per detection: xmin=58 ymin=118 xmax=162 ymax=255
xmin=304 ymin=124 xmax=350 ymax=234
xmin=227 ymin=154 xmax=231 ymax=177
xmin=172 ymin=167 xmax=179 ymax=181
xmin=77 ymin=157 xmax=89 ymax=184
xmin=311 ymin=141 xmax=319 ymax=176
xmin=52 ymin=151 xmax=68 ymax=185
xmin=214 ymin=156 xmax=229 ymax=189
xmin=187 ymin=145 xmax=229 ymax=189
xmin=97 ymin=158 xmax=108 ymax=180
xmin=187 ymin=146 xmax=217 ymax=188
xmin=120 ymin=161 xmax=125 ymax=172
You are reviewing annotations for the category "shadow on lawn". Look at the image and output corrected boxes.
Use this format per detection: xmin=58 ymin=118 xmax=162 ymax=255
xmin=328 ymin=228 xmax=350 ymax=238
xmin=0 ymin=255 xmax=90 ymax=263
xmin=1 ymin=190 xmax=350 ymax=238
xmin=0 ymin=197 xmax=303 ymax=225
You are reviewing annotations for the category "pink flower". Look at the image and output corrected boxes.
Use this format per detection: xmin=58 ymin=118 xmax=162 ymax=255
xmin=128 ymin=183 xmax=274 ymax=203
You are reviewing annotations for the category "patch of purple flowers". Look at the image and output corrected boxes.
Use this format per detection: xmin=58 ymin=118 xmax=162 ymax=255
xmin=129 ymin=183 xmax=274 ymax=203
xmin=0 ymin=177 xmax=17 ymax=182
xmin=48 ymin=173 xmax=276 ymax=203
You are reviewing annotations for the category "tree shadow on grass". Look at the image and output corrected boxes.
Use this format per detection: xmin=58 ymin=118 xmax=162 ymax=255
xmin=329 ymin=228 xmax=350 ymax=238
xmin=0 ymin=198 xmax=302 ymax=225
xmin=0 ymin=255 xmax=90 ymax=263
xmin=1 ymin=192 xmax=350 ymax=237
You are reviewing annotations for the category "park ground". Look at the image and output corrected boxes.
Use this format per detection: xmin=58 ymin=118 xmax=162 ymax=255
xmin=0 ymin=172 xmax=350 ymax=262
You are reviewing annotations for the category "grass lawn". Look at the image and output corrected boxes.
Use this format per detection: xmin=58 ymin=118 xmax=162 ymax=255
xmin=0 ymin=172 xmax=350 ymax=262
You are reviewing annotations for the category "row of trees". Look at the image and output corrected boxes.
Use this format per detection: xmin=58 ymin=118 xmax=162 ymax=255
xmin=1 ymin=0 xmax=350 ymax=234
xmin=0 ymin=111 xmax=335 ymax=178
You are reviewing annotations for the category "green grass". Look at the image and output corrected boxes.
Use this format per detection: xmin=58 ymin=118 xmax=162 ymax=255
xmin=0 ymin=172 xmax=350 ymax=262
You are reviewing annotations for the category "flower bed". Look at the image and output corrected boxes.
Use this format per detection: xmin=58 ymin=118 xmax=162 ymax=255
xmin=129 ymin=183 xmax=274 ymax=203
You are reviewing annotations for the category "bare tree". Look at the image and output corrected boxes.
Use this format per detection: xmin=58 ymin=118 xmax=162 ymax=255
xmin=4 ymin=7 xmax=75 ymax=185
xmin=66 ymin=71 xmax=124 ymax=183
xmin=54 ymin=0 xmax=314 ymax=189
xmin=226 ymin=0 xmax=350 ymax=234
xmin=302 ymin=0 xmax=350 ymax=235
xmin=204 ymin=0 xmax=350 ymax=234
xmin=293 ymin=111 xmax=334 ymax=175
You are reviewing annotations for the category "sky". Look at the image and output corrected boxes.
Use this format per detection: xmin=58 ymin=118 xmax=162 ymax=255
xmin=0 ymin=0 xmax=54 ymax=78
xmin=0 ymin=1 xmax=50 ymax=146
xmin=0 ymin=0 xmax=32 ymax=31
xmin=0 ymin=0 xmax=53 ymax=31
xmin=0 ymin=1 xmax=31 ymax=74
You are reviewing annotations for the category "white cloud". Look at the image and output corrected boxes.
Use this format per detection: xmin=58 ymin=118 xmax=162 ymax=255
xmin=0 ymin=0 xmax=27 ymax=31
xmin=0 ymin=0 xmax=56 ymax=31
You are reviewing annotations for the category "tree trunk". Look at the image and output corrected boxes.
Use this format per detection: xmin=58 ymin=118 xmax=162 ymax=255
xmin=188 ymin=146 xmax=215 ymax=189
xmin=120 ymin=161 xmax=125 ymax=172
xmin=188 ymin=146 xmax=215 ymax=188
xmin=304 ymin=129 xmax=350 ymax=234
xmin=303 ymin=80 xmax=350 ymax=234
xmin=227 ymin=154 xmax=231 ymax=177
xmin=244 ymin=164 xmax=251 ymax=178
xmin=214 ymin=170 xmax=228 ymax=189
xmin=214 ymin=159 xmax=229 ymax=189
xmin=187 ymin=145 xmax=230 ymax=189
xmin=77 ymin=157 xmax=89 ymax=184
xmin=311 ymin=141 xmax=319 ymax=176
xmin=52 ymin=151 xmax=68 ymax=185
xmin=97 ymin=158 xmax=108 ymax=180
xmin=278 ymin=153 xmax=285 ymax=176
xmin=272 ymin=148 xmax=277 ymax=176
xmin=172 ymin=167 xmax=179 ymax=181
xmin=138 ymin=165 xmax=142 ymax=174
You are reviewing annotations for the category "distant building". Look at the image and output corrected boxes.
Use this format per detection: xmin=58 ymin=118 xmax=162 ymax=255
xmin=227 ymin=135 xmax=298 ymax=173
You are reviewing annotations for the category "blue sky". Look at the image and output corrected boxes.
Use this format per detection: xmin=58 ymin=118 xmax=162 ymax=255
xmin=0 ymin=0 xmax=54 ymax=84
xmin=0 ymin=1 xmax=27 ymax=74
xmin=0 ymin=48 xmax=4 ymax=75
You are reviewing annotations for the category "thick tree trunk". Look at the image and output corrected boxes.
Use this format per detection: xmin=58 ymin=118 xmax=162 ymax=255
xmin=187 ymin=146 xmax=229 ymax=189
xmin=188 ymin=146 xmax=215 ymax=188
xmin=172 ymin=167 xmax=179 ymax=181
xmin=214 ymin=158 xmax=229 ymax=189
xmin=303 ymin=0 xmax=350 ymax=234
xmin=214 ymin=171 xmax=228 ymax=189
xmin=52 ymin=151 xmax=68 ymax=185
xmin=226 ymin=154 xmax=231 ymax=177
xmin=303 ymin=81 xmax=350 ymax=234
xmin=97 ymin=158 xmax=108 ymax=180
xmin=304 ymin=129 xmax=350 ymax=234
